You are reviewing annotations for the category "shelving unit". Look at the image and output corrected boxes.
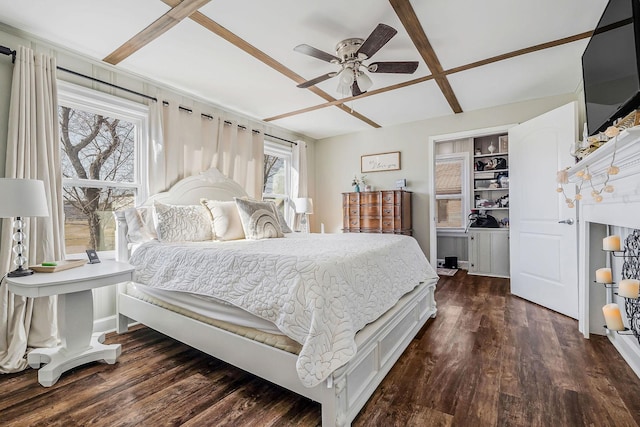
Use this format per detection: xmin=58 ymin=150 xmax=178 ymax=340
xmin=468 ymin=133 xmax=510 ymax=278
xmin=472 ymin=135 xmax=509 ymax=223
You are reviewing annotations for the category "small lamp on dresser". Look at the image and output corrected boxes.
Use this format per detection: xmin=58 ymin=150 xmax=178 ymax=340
xmin=0 ymin=178 xmax=49 ymax=277
xmin=294 ymin=197 xmax=313 ymax=233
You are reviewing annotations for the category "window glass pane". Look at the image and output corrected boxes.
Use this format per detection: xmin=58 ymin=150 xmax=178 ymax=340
xmin=59 ymin=106 xmax=135 ymax=183
xmin=264 ymin=154 xmax=286 ymax=194
xmin=63 ymin=187 xmax=135 ymax=253
xmin=436 ymin=198 xmax=463 ymax=228
xmin=435 ymin=161 xmax=462 ymax=195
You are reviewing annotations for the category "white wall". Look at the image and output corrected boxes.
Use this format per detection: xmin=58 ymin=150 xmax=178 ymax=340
xmin=313 ymin=93 xmax=578 ymax=257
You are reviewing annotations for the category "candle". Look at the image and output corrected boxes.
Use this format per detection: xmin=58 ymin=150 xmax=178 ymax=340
xmin=595 ymin=267 xmax=613 ymax=284
xmin=603 ymin=235 xmax=621 ymax=251
xmin=602 ymin=303 xmax=625 ymax=331
xmin=619 ymin=279 xmax=640 ymax=299
xmin=321 ymin=223 xmax=325 ymax=234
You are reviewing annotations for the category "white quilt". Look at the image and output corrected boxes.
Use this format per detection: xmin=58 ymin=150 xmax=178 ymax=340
xmin=129 ymin=233 xmax=438 ymax=387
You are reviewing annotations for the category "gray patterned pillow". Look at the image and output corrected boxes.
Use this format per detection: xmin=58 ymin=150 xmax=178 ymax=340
xmin=153 ymin=201 xmax=213 ymax=242
xmin=234 ymin=198 xmax=284 ymax=240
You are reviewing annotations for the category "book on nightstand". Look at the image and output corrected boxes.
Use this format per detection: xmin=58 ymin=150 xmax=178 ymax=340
xmin=30 ymin=259 xmax=87 ymax=273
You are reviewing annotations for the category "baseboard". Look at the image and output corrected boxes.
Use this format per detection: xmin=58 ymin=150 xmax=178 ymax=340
xmin=93 ymin=314 xmax=117 ymax=333
xmin=94 ymin=315 xmax=139 ymax=334
xmin=609 ymin=333 xmax=640 ymax=380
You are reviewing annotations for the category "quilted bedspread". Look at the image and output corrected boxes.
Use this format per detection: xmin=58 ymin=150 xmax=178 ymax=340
xmin=129 ymin=232 xmax=438 ymax=387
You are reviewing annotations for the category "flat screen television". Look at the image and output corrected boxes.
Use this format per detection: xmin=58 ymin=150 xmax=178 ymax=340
xmin=583 ymin=0 xmax=640 ymax=136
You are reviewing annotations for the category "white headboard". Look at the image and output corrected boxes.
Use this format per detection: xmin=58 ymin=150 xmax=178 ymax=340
xmin=115 ymin=168 xmax=248 ymax=261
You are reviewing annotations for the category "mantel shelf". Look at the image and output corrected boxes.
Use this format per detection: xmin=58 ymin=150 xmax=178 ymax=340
xmin=567 ymin=127 xmax=640 ymax=182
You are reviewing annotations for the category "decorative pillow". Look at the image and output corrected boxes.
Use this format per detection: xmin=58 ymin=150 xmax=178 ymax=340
xmin=123 ymin=207 xmax=157 ymax=243
xmin=234 ymin=198 xmax=284 ymax=240
xmin=273 ymin=204 xmax=293 ymax=233
xmin=153 ymin=201 xmax=213 ymax=242
xmin=200 ymin=199 xmax=245 ymax=241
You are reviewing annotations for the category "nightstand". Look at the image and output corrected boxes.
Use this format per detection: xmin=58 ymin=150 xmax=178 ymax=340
xmin=6 ymin=260 xmax=135 ymax=386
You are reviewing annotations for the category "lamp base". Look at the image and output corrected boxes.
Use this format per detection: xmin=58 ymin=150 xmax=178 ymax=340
xmin=8 ymin=267 xmax=35 ymax=277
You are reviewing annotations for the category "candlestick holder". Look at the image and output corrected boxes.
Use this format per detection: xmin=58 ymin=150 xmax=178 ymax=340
xmin=594 ymin=281 xmax=618 ymax=289
xmin=603 ymin=325 xmax=634 ymax=335
xmin=615 ymin=229 xmax=640 ymax=345
xmin=603 ymin=230 xmax=640 ymax=259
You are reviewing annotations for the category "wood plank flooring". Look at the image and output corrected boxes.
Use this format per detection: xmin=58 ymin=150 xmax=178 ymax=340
xmin=2 ymin=271 xmax=640 ymax=426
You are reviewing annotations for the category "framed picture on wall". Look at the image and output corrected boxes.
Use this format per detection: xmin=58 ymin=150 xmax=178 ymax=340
xmin=498 ymin=135 xmax=509 ymax=153
xmin=361 ymin=151 xmax=401 ymax=173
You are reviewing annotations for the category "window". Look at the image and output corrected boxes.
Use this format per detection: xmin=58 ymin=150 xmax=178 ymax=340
xmin=58 ymin=82 xmax=148 ymax=254
xmin=263 ymin=140 xmax=291 ymax=220
xmin=435 ymin=153 xmax=469 ymax=231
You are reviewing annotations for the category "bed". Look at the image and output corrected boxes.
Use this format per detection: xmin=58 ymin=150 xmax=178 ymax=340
xmin=114 ymin=168 xmax=438 ymax=427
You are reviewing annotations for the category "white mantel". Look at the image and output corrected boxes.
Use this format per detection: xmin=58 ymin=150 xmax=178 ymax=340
xmin=569 ymin=127 xmax=640 ymax=378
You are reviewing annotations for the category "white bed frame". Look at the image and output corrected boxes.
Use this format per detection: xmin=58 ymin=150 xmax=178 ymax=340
xmin=114 ymin=169 xmax=437 ymax=427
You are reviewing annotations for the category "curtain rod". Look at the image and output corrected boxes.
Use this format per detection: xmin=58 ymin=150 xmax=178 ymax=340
xmin=2 ymin=44 xmax=298 ymax=146
xmin=162 ymin=103 xmax=297 ymax=145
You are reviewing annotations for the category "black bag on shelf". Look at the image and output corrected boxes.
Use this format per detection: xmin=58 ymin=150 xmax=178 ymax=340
xmin=470 ymin=214 xmax=500 ymax=228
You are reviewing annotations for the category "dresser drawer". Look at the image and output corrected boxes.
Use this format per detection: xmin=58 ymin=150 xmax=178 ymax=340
xmin=381 ymin=191 xmax=397 ymax=204
xmin=361 ymin=217 xmax=380 ymax=229
xmin=381 ymin=206 xmax=400 ymax=217
xmin=360 ymin=192 xmax=381 ymax=204
xmin=361 ymin=205 xmax=380 ymax=216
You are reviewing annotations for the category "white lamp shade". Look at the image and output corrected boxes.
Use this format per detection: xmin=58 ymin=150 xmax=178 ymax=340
xmin=0 ymin=178 xmax=49 ymax=218
xmin=356 ymin=71 xmax=373 ymax=92
xmin=294 ymin=197 xmax=314 ymax=214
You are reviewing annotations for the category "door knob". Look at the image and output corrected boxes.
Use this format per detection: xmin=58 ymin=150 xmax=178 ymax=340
xmin=558 ymin=218 xmax=574 ymax=225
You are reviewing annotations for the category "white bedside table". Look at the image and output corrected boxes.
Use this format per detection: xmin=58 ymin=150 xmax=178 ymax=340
xmin=6 ymin=260 xmax=135 ymax=387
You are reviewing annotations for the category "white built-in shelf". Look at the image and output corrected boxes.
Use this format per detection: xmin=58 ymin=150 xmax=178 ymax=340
xmin=474 ymin=152 xmax=509 ymax=158
xmin=474 ymin=168 xmax=509 ymax=177
xmin=475 ymin=188 xmax=509 ymax=192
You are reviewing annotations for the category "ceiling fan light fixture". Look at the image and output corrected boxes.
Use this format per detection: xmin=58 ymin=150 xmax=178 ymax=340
xmin=337 ymin=68 xmax=355 ymax=97
xmin=356 ymin=70 xmax=373 ymax=92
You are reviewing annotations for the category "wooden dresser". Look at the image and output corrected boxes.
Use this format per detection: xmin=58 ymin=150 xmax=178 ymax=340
xmin=342 ymin=190 xmax=412 ymax=235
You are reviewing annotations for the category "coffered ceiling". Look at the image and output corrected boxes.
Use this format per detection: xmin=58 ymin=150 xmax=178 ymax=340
xmin=0 ymin=0 xmax=608 ymax=139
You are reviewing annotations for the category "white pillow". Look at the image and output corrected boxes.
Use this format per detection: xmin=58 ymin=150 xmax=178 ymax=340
xmin=153 ymin=201 xmax=213 ymax=242
xmin=123 ymin=207 xmax=157 ymax=243
xmin=234 ymin=198 xmax=284 ymax=240
xmin=200 ymin=199 xmax=245 ymax=241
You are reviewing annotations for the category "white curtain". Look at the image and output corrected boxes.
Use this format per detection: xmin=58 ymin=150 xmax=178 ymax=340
xmin=148 ymin=99 xmax=221 ymax=193
xmin=147 ymin=101 xmax=263 ymax=199
xmin=147 ymin=100 xmax=166 ymax=196
xmin=0 ymin=46 xmax=64 ymax=373
xmin=291 ymin=140 xmax=308 ymax=231
xmin=213 ymin=118 xmax=264 ymax=199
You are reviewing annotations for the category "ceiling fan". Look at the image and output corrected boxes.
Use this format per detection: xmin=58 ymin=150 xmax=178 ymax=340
xmin=294 ymin=23 xmax=419 ymax=97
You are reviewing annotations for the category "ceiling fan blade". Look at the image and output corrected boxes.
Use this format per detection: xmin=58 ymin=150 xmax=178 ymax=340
xmin=294 ymin=44 xmax=340 ymax=63
xmin=368 ymin=61 xmax=419 ymax=74
xmin=351 ymin=81 xmax=364 ymax=97
xmin=357 ymin=23 xmax=397 ymax=59
xmin=297 ymin=72 xmax=338 ymax=88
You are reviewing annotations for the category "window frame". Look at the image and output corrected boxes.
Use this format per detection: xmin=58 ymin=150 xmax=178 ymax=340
xmin=435 ymin=152 xmax=469 ymax=233
xmin=58 ymin=81 xmax=149 ymax=256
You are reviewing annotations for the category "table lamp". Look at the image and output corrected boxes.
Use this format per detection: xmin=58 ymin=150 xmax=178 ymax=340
xmin=294 ymin=197 xmax=313 ymax=233
xmin=0 ymin=178 xmax=49 ymax=277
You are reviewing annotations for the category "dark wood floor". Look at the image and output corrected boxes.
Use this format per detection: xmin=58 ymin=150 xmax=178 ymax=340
xmin=2 ymin=271 xmax=640 ymax=426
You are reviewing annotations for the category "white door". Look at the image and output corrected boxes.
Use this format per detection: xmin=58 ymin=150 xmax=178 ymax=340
xmin=509 ymin=102 xmax=579 ymax=318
